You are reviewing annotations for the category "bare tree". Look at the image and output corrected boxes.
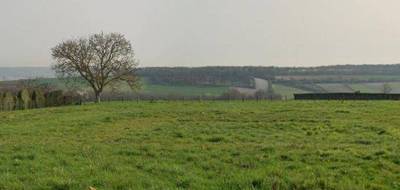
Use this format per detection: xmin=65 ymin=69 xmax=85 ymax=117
xmin=51 ymin=32 xmax=139 ymax=103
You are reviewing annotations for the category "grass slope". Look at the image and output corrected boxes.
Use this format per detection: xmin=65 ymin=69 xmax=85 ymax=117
xmin=273 ymin=85 xmax=309 ymax=99
xmin=349 ymin=82 xmax=400 ymax=93
xmin=317 ymin=83 xmax=354 ymax=93
xmin=319 ymin=82 xmax=400 ymax=94
xmin=1 ymin=101 xmax=400 ymax=189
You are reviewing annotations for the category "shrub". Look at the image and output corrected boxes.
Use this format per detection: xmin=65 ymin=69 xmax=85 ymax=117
xmin=2 ymin=92 xmax=16 ymax=111
xmin=17 ymin=89 xmax=32 ymax=110
xmin=254 ymin=90 xmax=282 ymax=100
xmin=32 ymin=89 xmax=46 ymax=108
xmin=62 ymin=91 xmax=82 ymax=105
xmin=0 ymin=92 xmax=3 ymax=111
xmin=220 ymin=89 xmax=246 ymax=100
xmin=45 ymin=90 xmax=64 ymax=107
xmin=0 ymin=89 xmax=81 ymax=111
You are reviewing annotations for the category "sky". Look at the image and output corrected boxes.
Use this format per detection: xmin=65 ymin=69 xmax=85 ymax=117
xmin=1 ymin=0 xmax=400 ymax=67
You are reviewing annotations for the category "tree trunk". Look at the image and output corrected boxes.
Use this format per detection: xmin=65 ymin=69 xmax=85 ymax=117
xmin=95 ymin=92 xmax=101 ymax=103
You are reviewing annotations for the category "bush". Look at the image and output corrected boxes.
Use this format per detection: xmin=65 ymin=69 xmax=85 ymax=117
xmin=254 ymin=90 xmax=282 ymax=100
xmin=62 ymin=91 xmax=83 ymax=105
xmin=2 ymin=92 xmax=16 ymax=111
xmin=17 ymin=89 xmax=32 ymax=110
xmin=220 ymin=89 xmax=247 ymax=100
xmin=32 ymin=89 xmax=46 ymax=108
xmin=0 ymin=92 xmax=3 ymax=111
xmin=45 ymin=90 xmax=64 ymax=107
xmin=0 ymin=89 xmax=82 ymax=112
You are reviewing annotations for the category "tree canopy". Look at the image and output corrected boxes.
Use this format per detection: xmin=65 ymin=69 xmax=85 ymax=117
xmin=51 ymin=32 xmax=139 ymax=102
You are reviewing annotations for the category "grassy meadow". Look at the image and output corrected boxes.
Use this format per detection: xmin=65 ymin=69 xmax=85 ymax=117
xmin=272 ymin=85 xmax=309 ymax=99
xmin=317 ymin=82 xmax=400 ymax=93
xmin=0 ymin=101 xmax=400 ymax=189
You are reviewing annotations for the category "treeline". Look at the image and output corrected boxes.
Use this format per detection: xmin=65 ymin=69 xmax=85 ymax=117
xmin=138 ymin=67 xmax=275 ymax=87
xmin=138 ymin=64 xmax=400 ymax=86
xmin=3 ymin=64 xmax=400 ymax=87
xmin=0 ymin=89 xmax=80 ymax=111
xmin=96 ymin=88 xmax=283 ymax=102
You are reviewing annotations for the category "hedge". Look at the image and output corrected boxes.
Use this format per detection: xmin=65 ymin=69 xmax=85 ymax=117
xmin=0 ymin=89 xmax=79 ymax=112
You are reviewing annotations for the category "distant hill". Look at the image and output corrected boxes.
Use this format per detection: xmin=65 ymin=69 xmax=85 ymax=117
xmin=2 ymin=64 xmax=400 ymax=85
xmin=0 ymin=67 xmax=54 ymax=81
xmin=2 ymin=65 xmax=400 ymax=98
xmin=138 ymin=64 xmax=400 ymax=86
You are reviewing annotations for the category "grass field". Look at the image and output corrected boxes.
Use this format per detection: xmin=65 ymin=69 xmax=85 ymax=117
xmin=273 ymin=84 xmax=309 ymax=99
xmin=317 ymin=83 xmax=354 ymax=93
xmin=348 ymin=82 xmax=400 ymax=93
xmin=318 ymin=82 xmax=400 ymax=93
xmin=1 ymin=101 xmax=400 ymax=189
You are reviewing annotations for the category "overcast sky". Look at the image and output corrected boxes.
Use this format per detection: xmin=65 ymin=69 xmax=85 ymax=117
xmin=1 ymin=0 xmax=400 ymax=67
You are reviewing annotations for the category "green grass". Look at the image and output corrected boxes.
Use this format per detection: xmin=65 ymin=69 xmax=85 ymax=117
xmin=348 ymin=83 xmax=384 ymax=93
xmin=348 ymin=82 xmax=400 ymax=93
xmin=0 ymin=101 xmax=400 ymax=189
xmin=318 ymin=82 xmax=400 ymax=93
xmin=273 ymin=84 xmax=309 ymax=99
xmin=317 ymin=83 xmax=354 ymax=93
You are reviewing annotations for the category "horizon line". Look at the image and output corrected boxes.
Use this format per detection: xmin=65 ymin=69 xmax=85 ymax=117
xmin=1 ymin=63 xmax=400 ymax=69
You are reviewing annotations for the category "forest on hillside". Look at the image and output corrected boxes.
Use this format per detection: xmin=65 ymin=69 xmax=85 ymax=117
xmin=3 ymin=64 xmax=400 ymax=84
xmin=138 ymin=65 xmax=400 ymax=87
